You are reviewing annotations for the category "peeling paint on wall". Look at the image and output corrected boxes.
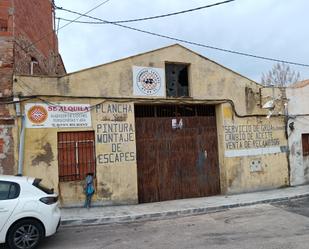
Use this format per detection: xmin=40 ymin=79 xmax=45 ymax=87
xmin=0 ymin=126 xmax=13 ymax=174
xmin=0 ymin=127 xmax=11 ymax=159
xmin=287 ymin=118 xmax=309 ymax=185
xmin=304 ymin=156 xmax=309 ymax=182
xmin=245 ymin=87 xmax=256 ymax=113
xmin=228 ymin=163 xmax=243 ymax=190
xmin=99 ymin=183 xmax=113 ymax=198
xmin=31 ymin=142 xmax=54 ymax=166
xmin=223 ymin=106 xmax=233 ymax=120
xmin=286 ymin=84 xmax=309 ymax=186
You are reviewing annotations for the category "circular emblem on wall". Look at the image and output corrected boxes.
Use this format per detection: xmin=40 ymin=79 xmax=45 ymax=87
xmin=136 ymin=68 xmax=162 ymax=95
xmin=27 ymin=105 xmax=48 ymax=124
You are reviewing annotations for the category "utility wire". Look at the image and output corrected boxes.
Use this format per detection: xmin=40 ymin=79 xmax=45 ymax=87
xmin=56 ymin=0 xmax=235 ymax=24
xmin=0 ymin=96 xmax=36 ymax=105
xmin=21 ymin=0 xmax=111 ymax=52
xmin=56 ymin=7 xmax=309 ymax=68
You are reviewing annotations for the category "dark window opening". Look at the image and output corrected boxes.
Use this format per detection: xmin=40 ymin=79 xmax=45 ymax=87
xmin=0 ymin=19 xmax=8 ymax=32
xmin=157 ymin=105 xmax=177 ymax=117
xmin=302 ymin=134 xmax=309 ymax=157
xmin=58 ymin=131 xmax=96 ymax=182
xmin=30 ymin=57 xmax=39 ymax=75
xmin=166 ymin=63 xmax=189 ymax=97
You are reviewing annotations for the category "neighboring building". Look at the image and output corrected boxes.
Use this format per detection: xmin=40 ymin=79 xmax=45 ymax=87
xmin=286 ymin=79 xmax=309 ymax=185
xmin=0 ymin=0 xmax=65 ymax=174
xmin=14 ymin=44 xmax=290 ymax=206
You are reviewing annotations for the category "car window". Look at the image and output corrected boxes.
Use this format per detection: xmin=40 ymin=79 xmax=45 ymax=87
xmin=8 ymin=183 xmax=20 ymax=199
xmin=0 ymin=182 xmax=10 ymax=200
xmin=0 ymin=181 xmax=20 ymax=200
xmin=33 ymin=179 xmax=54 ymax=194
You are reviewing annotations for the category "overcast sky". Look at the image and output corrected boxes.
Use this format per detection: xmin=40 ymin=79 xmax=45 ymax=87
xmin=54 ymin=0 xmax=309 ymax=82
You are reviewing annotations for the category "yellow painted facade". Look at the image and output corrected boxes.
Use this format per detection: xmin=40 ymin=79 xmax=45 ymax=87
xmin=217 ymin=103 xmax=288 ymax=193
xmin=20 ymin=99 xmax=138 ymax=206
xmin=13 ymin=44 xmax=289 ymax=206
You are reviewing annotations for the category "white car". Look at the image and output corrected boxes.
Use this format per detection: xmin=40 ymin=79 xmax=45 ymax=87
xmin=0 ymin=175 xmax=61 ymax=249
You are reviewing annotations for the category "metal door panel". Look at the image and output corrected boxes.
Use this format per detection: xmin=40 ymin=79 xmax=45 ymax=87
xmin=136 ymin=105 xmax=220 ymax=203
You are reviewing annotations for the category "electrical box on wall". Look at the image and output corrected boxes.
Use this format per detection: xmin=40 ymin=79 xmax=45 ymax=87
xmin=250 ymin=159 xmax=263 ymax=172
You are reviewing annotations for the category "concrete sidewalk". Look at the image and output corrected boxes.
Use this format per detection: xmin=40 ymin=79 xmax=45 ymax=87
xmin=60 ymin=185 xmax=309 ymax=227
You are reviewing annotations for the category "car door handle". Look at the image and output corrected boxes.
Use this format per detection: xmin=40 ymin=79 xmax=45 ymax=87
xmin=0 ymin=208 xmax=9 ymax=213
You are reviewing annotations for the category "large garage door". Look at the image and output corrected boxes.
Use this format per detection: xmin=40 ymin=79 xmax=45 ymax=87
xmin=135 ymin=105 xmax=220 ymax=203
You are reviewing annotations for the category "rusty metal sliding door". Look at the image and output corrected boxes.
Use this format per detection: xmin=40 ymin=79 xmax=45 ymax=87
xmin=135 ymin=105 xmax=220 ymax=203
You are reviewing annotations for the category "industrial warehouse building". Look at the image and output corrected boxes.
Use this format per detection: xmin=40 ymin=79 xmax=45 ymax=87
xmin=13 ymin=44 xmax=289 ymax=206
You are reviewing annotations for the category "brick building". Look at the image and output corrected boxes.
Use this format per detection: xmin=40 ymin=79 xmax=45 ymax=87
xmin=0 ymin=0 xmax=65 ymax=174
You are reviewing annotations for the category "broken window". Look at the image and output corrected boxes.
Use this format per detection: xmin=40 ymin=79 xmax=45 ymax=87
xmin=165 ymin=63 xmax=189 ymax=97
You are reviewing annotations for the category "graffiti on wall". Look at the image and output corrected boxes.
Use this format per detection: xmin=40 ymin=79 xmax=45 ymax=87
xmin=95 ymin=103 xmax=136 ymax=164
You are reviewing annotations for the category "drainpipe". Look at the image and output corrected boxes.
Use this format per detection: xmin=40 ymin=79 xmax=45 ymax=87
xmin=14 ymin=96 xmax=25 ymax=176
xmin=17 ymin=115 xmax=25 ymax=175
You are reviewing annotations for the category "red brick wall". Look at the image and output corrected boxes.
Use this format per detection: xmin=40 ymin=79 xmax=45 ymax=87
xmin=0 ymin=0 xmax=14 ymax=99
xmin=14 ymin=0 xmax=55 ymax=58
xmin=0 ymin=1 xmax=14 ymax=175
xmin=13 ymin=0 xmax=65 ymax=75
xmin=0 ymin=37 xmax=13 ymax=99
xmin=0 ymin=0 xmax=65 ymax=98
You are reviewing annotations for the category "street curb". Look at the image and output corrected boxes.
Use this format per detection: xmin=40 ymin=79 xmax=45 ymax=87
xmin=60 ymin=193 xmax=309 ymax=227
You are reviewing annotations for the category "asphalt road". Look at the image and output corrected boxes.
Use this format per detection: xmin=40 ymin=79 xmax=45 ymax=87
xmin=272 ymin=196 xmax=309 ymax=217
xmin=2 ymin=197 xmax=309 ymax=249
xmin=40 ymin=197 xmax=309 ymax=249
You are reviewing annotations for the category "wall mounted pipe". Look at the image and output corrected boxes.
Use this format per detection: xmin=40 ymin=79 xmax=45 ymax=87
xmin=17 ymin=115 xmax=25 ymax=175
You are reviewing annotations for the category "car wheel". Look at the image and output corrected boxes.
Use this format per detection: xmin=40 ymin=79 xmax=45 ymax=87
xmin=7 ymin=219 xmax=44 ymax=249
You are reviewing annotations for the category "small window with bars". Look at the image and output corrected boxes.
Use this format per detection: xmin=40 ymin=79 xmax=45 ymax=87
xmin=302 ymin=134 xmax=309 ymax=157
xmin=58 ymin=131 xmax=96 ymax=182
